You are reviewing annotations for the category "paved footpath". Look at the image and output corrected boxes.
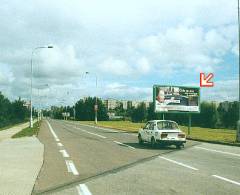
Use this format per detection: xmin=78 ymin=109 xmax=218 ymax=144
xmin=0 ymin=121 xmax=44 ymax=195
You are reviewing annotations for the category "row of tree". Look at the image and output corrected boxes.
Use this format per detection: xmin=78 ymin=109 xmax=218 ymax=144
xmin=49 ymin=96 xmax=239 ymax=130
xmin=131 ymin=101 xmax=239 ymax=129
xmin=0 ymin=92 xmax=30 ymax=128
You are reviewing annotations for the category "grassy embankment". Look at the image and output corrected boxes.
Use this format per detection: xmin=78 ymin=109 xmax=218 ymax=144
xmin=12 ymin=121 xmax=40 ymax=138
xmin=79 ymin=121 xmax=238 ymax=145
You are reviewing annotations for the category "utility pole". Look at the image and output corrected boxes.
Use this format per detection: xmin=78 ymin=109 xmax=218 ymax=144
xmin=237 ymin=0 xmax=240 ymax=142
xmin=86 ymin=72 xmax=98 ymax=125
xmin=29 ymin=46 xmax=53 ymax=128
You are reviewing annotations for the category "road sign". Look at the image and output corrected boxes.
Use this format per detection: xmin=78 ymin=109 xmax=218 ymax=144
xmin=200 ymin=73 xmax=214 ymax=87
xmin=153 ymin=85 xmax=200 ymax=113
xmin=94 ymin=104 xmax=98 ymax=111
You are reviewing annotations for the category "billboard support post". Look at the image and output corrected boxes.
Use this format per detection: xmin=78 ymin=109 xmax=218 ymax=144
xmin=188 ymin=114 xmax=191 ymax=135
xmin=162 ymin=113 xmax=165 ymax=120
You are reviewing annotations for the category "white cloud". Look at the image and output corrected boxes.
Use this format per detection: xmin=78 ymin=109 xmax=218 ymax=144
xmin=202 ymin=79 xmax=238 ymax=101
xmin=136 ymin=23 xmax=234 ymax=74
xmin=99 ymin=57 xmax=133 ymax=76
xmin=0 ymin=0 xmax=237 ymax=103
xmin=103 ymin=82 xmax=152 ymax=100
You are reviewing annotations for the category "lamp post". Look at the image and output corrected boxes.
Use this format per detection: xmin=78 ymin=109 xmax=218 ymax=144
xmin=85 ymin=72 xmax=98 ymax=125
xmin=237 ymin=0 xmax=240 ymax=142
xmin=30 ymin=46 xmax=53 ymax=128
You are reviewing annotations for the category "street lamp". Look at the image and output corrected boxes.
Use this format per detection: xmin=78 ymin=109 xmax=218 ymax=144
xmin=85 ymin=72 xmax=98 ymax=125
xmin=30 ymin=46 xmax=53 ymax=128
xmin=237 ymin=0 xmax=240 ymax=142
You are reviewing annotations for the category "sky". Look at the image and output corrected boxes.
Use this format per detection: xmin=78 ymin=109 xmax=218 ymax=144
xmin=0 ymin=0 xmax=238 ymax=108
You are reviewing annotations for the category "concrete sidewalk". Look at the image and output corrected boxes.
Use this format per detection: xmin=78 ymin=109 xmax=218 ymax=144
xmin=0 ymin=123 xmax=44 ymax=195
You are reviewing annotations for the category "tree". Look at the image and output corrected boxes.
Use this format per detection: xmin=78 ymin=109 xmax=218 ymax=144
xmin=131 ymin=102 xmax=147 ymax=122
xmin=75 ymin=97 xmax=108 ymax=121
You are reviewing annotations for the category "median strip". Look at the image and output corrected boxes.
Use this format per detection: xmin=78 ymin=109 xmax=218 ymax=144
xmin=76 ymin=184 xmax=92 ymax=195
xmin=212 ymin=175 xmax=240 ymax=186
xmin=159 ymin=156 xmax=199 ymax=171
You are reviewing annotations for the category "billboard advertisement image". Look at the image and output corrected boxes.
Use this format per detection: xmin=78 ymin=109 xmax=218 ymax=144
xmin=153 ymin=85 xmax=200 ymax=113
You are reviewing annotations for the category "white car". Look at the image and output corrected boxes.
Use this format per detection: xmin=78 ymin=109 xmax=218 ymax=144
xmin=138 ymin=120 xmax=186 ymax=148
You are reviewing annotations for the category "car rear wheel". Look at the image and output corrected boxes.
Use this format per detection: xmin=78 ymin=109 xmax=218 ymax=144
xmin=151 ymin=137 xmax=156 ymax=148
xmin=176 ymin=144 xmax=182 ymax=149
xmin=138 ymin=134 xmax=143 ymax=145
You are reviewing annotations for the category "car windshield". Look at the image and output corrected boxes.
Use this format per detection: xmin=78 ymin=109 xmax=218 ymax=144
xmin=157 ymin=121 xmax=179 ymax=130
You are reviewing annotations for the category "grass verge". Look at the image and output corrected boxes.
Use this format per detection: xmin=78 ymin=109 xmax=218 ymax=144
xmin=12 ymin=121 xmax=40 ymax=138
xmin=78 ymin=121 xmax=239 ymax=145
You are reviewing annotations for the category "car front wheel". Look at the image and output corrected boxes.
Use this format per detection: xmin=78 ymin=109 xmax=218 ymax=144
xmin=138 ymin=134 xmax=143 ymax=145
xmin=151 ymin=137 xmax=156 ymax=148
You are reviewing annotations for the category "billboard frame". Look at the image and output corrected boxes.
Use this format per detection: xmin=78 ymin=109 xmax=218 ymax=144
xmin=153 ymin=84 xmax=201 ymax=114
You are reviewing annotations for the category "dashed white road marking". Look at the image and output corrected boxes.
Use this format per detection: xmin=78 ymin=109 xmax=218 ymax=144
xmin=159 ymin=156 xmax=198 ymax=171
xmin=65 ymin=160 xmax=79 ymax=175
xmin=59 ymin=149 xmax=70 ymax=158
xmin=195 ymin=146 xmax=240 ymax=158
xmin=57 ymin=142 xmax=63 ymax=147
xmin=113 ymin=141 xmax=135 ymax=149
xmin=46 ymin=120 xmax=60 ymax=142
xmin=76 ymin=184 xmax=92 ymax=195
xmin=76 ymin=128 xmax=106 ymax=139
xmin=212 ymin=175 xmax=240 ymax=186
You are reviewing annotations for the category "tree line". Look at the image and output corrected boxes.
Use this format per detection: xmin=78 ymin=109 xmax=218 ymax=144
xmin=131 ymin=101 xmax=239 ymax=129
xmin=0 ymin=92 xmax=30 ymax=128
xmin=50 ymin=96 xmax=239 ymax=130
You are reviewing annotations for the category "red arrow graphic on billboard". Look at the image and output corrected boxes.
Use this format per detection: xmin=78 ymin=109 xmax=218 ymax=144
xmin=200 ymin=73 xmax=214 ymax=87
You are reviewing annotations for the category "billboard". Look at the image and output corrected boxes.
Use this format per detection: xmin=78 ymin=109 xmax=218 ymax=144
xmin=153 ymin=85 xmax=200 ymax=113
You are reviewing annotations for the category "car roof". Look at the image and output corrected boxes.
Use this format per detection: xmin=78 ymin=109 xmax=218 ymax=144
xmin=148 ymin=120 xmax=178 ymax=123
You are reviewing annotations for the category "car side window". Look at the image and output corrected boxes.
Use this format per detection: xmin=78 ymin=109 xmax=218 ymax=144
xmin=144 ymin=122 xmax=150 ymax=130
xmin=149 ymin=122 xmax=154 ymax=130
xmin=157 ymin=122 xmax=163 ymax=130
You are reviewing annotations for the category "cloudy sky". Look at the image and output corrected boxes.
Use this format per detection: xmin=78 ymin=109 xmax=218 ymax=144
xmin=0 ymin=0 xmax=238 ymax=108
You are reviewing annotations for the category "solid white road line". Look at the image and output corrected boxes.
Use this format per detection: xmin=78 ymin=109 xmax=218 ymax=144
xmin=77 ymin=128 xmax=106 ymax=139
xmin=195 ymin=146 xmax=240 ymax=157
xmin=65 ymin=160 xmax=79 ymax=175
xmin=159 ymin=156 xmax=199 ymax=171
xmin=76 ymin=184 xmax=92 ymax=195
xmin=46 ymin=120 xmax=60 ymax=141
xmin=57 ymin=142 xmax=63 ymax=147
xmin=59 ymin=149 xmax=70 ymax=158
xmin=113 ymin=141 xmax=135 ymax=149
xmin=212 ymin=175 xmax=240 ymax=186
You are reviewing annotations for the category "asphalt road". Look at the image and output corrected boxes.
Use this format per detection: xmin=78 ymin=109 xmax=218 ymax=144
xmin=33 ymin=119 xmax=240 ymax=195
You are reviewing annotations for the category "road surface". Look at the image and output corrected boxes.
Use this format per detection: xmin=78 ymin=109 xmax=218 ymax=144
xmin=33 ymin=119 xmax=240 ymax=195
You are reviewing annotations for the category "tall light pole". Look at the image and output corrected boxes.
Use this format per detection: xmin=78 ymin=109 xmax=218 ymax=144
xmin=85 ymin=72 xmax=98 ymax=125
xmin=30 ymin=46 xmax=53 ymax=128
xmin=237 ymin=0 xmax=240 ymax=142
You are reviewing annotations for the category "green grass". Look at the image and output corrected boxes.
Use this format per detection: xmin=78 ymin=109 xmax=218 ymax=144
xmin=79 ymin=121 xmax=238 ymax=144
xmin=12 ymin=122 xmax=40 ymax=138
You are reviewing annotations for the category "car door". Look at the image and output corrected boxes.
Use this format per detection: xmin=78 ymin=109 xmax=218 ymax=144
xmin=146 ymin=122 xmax=154 ymax=142
xmin=142 ymin=122 xmax=150 ymax=141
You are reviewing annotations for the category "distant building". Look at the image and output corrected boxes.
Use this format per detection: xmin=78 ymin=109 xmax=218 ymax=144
xmin=121 ymin=100 xmax=128 ymax=110
xmin=104 ymin=99 xmax=119 ymax=110
xmin=131 ymin=100 xmax=141 ymax=108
